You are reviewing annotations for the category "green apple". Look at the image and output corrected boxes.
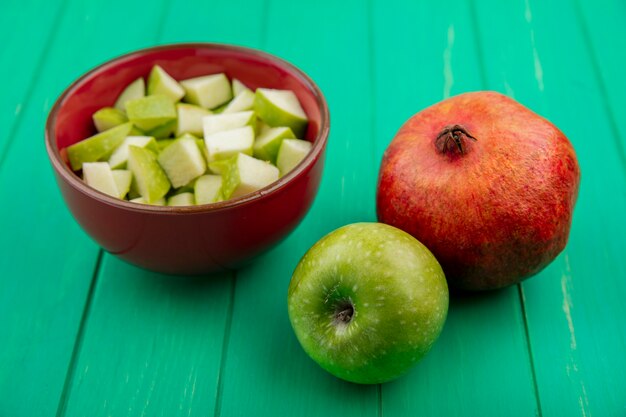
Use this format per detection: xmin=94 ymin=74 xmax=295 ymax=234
xmin=204 ymin=125 xmax=254 ymax=163
xmin=254 ymin=88 xmax=308 ymax=138
xmin=210 ymin=102 xmax=229 ymax=114
xmin=180 ymin=73 xmax=232 ymax=109
xmin=67 ymin=122 xmax=133 ymax=170
xmin=127 ymin=145 xmax=171 ymax=203
xmin=129 ymin=125 xmax=146 ymax=136
xmin=171 ymin=177 xmax=196 ymax=195
xmin=276 ymin=138 xmax=312 ymax=176
xmin=82 ymin=162 xmax=119 ymax=197
xmin=253 ymin=126 xmax=295 ymax=164
xmin=202 ymin=111 xmax=256 ymax=136
xmin=92 ymin=107 xmax=128 ymax=132
xmin=157 ymin=136 xmax=206 ymax=188
xmin=156 ymin=138 xmax=175 ymax=152
xmin=125 ymin=95 xmax=176 ymax=131
xmin=176 ymin=103 xmax=212 ymax=136
xmin=108 ymin=135 xmax=157 ymax=169
xmin=222 ymin=89 xmax=255 ymax=113
xmin=232 ymin=78 xmax=251 ymax=96
xmin=209 ymin=152 xmax=279 ymax=199
xmin=114 ymin=77 xmax=145 ymax=111
xmin=288 ymin=222 xmax=449 ymax=384
xmin=167 ymin=192 xmax=195 ymax=206
xmin=112 ymin=169 xmax=132 ymax=199
xmin=130 ymin=196 xmax=165 ymax=206
xmin=145 ymin=118 xmax=177 ymax=139
xmin=147 ymin=65 xmax=185 ymax=102
xmin=189 ymin=136 xmax=210 ymax=164
xmin=194 ymin=174 xmax=223 ymax=204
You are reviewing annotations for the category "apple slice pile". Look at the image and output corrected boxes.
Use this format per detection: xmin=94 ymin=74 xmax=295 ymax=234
xmin=66 ymin=65 xmax=313 ymax=206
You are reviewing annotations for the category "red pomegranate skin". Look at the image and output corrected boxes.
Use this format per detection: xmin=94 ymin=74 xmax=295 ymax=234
xmin=376 ymin=91 xmax=580 ymax=290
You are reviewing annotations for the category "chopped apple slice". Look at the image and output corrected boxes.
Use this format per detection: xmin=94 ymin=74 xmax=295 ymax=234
xmin=127 ymin=145 xmax=171 ymax=203
xmin=108 ymin=136 xmax=158 ymax=169
xmin=204 ymin=126 xmax=254 ymax=163
xmin=232 ymin=78 xmax=251 ymax=96
xmin=114 ymin=77 xmax=145 ymax=111
xmin=194 ymin=174 xmax=223 ymax=205
xmin=157 ymin=136 xmax=206 ymax=188
xmin=277 ymin=138 xmax=312 ymax=176
xmin=181 ymin=73 xmax=232 ymax=109
xmin=253 ymin=126 xmax=296 ymax=164
xmin=176 ymin=103 xmax=212 ymax=136
xmin=254 ymin=88 xmax=308 ymax=138
xmin=147 ymin=65 xmax=185 ymax=102
xmin=157 ymin=139 xmax=175 ymax=151
xmin=193 ymin=136 xmax=209 ymax=164
xmin=172 ymin=178 xmax=196 ymax=195
xmin=209 ymin=153 xmax=279 ymax=200
xmin=126 ymin=95 xmax=176 ymax=131
xmin=82 ymin=162 xmax=119 ymax=197
xmin=145 ymin=118 xmax=176 ymax=139
xmin=129 ymin=125 xmax=146 ymax=136
xmin=92 ymin=107 xmax=128 ymax=132
xmin=112 ymin=169 xmax=132 ymax=198
xmin=202 ymin=111 xmax=255 ymax=136
xmin=130 ymin=196 xmax=165 ymax=206
xmin=67 ymin=122 xmax=133 ymax=170
xmin=222 ymin=89 xmax=255 ymax=113
xmin=167 ymin=192 xmax=195 ymax=206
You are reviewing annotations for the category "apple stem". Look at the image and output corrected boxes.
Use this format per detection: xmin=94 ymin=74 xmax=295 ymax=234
xmin=334 ymin=303 xmax=354 ymax=324
xmin=435 ymin=125 xmax=477 ymax=155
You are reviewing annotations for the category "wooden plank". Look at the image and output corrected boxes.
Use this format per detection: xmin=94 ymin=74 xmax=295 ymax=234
xmin=371 ymin=1 xmax=539 ymax=415
xmin=574 ymin=0 xmax=626 ymax=163
xmin=0 ymin=6 xmax=107 ymax=417
xmin=472 ymin=0 xmax=626 ymax=415
xmin=155 ymin=0 xmax=266 ymax=44
xmin=0 ymin=0 xmax=64 ymax=159
xmin=60 ymin=1 xmax=266 ymax=415
xmin=0 ymin=0 xmax=172 ymax=415
xmin=216 ymin=0 xmax=380 ymax=416
xmin=62 ymin=258 xmax=233 ymax=417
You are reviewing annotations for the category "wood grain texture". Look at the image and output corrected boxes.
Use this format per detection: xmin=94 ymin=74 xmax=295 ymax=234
xmin=0 ymin=0 xmax=64 ymax=161
xmin=472 ymin=0 xmax=626 ymax=415
xmin=0 ymin=0 xmax=114 ymax=414
xmin=62 ymin=258 xmax=233 ymax=417
xmin=0 ymin=0 xmax=624 ymax=415
xmin=216 ymin=0 xmax=380 ymax=416
xmin=372 ymin=1 xmax=539 ymax=415
xmin=0 ymin=0 xmax=169 ymax=415
xmin=59 ymin=0 xmax=265 ymax=415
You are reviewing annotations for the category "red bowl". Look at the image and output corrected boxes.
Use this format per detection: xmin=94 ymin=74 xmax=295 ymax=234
xmin=45 ymin=43 xmax=329 ymax=275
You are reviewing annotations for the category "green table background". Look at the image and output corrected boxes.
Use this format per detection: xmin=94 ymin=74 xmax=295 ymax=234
xmin=1 ymin=0 xmax=625 ymax=415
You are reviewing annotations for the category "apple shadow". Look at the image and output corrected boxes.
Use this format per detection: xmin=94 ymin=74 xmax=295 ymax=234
xmin=448 ymin=284 xmax=514 ymax=308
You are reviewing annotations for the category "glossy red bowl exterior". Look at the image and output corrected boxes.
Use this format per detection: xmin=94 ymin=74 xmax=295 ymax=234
xmin=45 ymin=43 xmax=329 ymax=275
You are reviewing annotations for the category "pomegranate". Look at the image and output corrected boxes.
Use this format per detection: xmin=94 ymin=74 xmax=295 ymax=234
xmin=377 ymin=91 xmax=580 ymax=290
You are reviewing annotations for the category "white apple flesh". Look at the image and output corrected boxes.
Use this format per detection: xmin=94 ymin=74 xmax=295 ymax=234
xmin=108 ymin=136 xmax=157 ymax=170
xmin=202 ymin=111 xmax=255 ymax=136
xmin=181 ymin=73 xmax=232 ymax=109
xmin=114 ymin=77 xmax=145 ymax=111
xmin=276 ymin=138 xmax=312 ymax=176
xmin=157 ymin=136 xmax=206 ymax=188
xmin=147 ymin=65 xmax=185 ymax=102
xmin=204 ymin=126 xmax=255 ymax=163
xmin=82 ymin=162 xmax=119 ymax=198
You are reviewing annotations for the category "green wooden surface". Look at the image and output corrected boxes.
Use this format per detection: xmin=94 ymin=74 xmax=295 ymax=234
xmin=1 ymin=0 xmax=625 ymax=416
